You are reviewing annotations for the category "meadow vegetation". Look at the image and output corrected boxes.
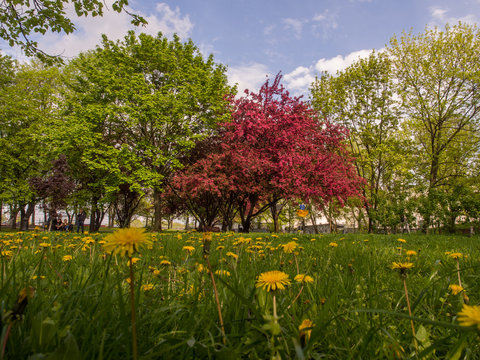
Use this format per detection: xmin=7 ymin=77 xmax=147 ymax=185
xmin=1 ymin=230 xmax=479 ymax=359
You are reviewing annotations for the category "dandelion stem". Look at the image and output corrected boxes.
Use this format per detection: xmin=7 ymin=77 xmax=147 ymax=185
xmin=1 ymin=322 xmax=13 ymax=360
xmin=456 ymin=259 xmax=463 ymax=288
xmin=128 ymin=257 xmax=138 ymax=360
xmin=403 ymin=277 xmax=417 ymax=352
xmin=205 ymin=256 xmax=227 ymax=345
xmin=287 ymin=285 xmax=304 ymax=310
xmin=273 ymin=294 xmax=277 ymax=323
xmin=294 ymin=254 xmax=299 ymax=274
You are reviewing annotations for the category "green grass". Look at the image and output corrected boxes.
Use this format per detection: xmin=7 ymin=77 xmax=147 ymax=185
xmin=0 ymin=231 xmax=479 ymax=359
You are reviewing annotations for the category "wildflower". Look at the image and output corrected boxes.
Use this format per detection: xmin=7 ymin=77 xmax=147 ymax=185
xmin=226 ymin=252 xmax=238 ymax=259
xmin=215 ymin=270 xmax=231 ymax=277
xmin=39 ymin=242 xmax=51 ymax=248
xmin=299 ymin=319 xmax=314 ymax=342
xmin=159 ymin=259 xmax=171 ymax=266
xmin=256 ymin=271 xmax=291 ymax=292
xmin=449 ymin=252 xmax=463 ymax=260
xmin=1 ymin=250 xmax=13 ymax=257
xmin=329 ymin=242 xmax=338 ymax=247
xmin=397 ymin=238 xmax=406 ymax=243
xmin=294 ymin=274 xmax=314 ymax=284
xmin=182 ymin=245 xmax=195 ymax=254
xmin=62 ymin=255 xmax=73 ymax=262
xmin=216 ymin=245 xmax=225 ymax=250
xmin=406 ymin=250 xmax=417 ymax=256
xmin=457 ymin=304 xmax=480 ymax=330
xmin=391 ymin=262 xmax=414 ymax=277
xmin=449 ymin=284 xmax=464 ymax=295
xmin=141 ymin=284 xmax=155 ymax=291
xmin=129 ymin=257 xmax=141 ymax=265
xmin=103 ymin=228 xmax=151 ymax=257
xmin=391 ymin=262 xmax=414 ymax=270
xmin=282 ymin=241 xmax=298 ymax=254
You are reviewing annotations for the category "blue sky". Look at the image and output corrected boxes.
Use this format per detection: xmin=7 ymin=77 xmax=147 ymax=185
xmin=3 ymin=0 xmax=480 ymax=97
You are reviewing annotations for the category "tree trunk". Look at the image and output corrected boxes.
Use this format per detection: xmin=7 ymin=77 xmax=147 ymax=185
xmin=10 ymin=207 xmax=19 ymax=229
xmin=240 ymin=217 xmax=252 ymax=233
xmin=89 ymin=195 xmax=100 ymax=232
xmin=270 ymin=202 xmax=281 ymax=233
xmin=153 ymin=188 xmax=163 ymax=231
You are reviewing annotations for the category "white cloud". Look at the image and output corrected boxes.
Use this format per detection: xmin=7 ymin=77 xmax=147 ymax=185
xmin=30 ymin=2 xmax=193 ymax=59
xmin=283 ymin=48 xmax=376 ymax=97
xmin=283 ymin=66 xmax=315 ymax=95
xmin=282 ymin=18 xmax=306 ymax=39
xmin=311 ymin=10 xmax=338 ymax=38
xmin=431 ymin=7 xmax=448 ymax=20
xmin=428 ymin=6 xmax=478 ymax=27
xmin=314 ymin=49 xmax=373 ymax=74
xmin=227 ymin=63 xmax=272 ymax=94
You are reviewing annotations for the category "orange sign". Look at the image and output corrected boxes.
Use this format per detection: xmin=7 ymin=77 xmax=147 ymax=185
xmin=297 ymin=209 xmax=309 ymax=218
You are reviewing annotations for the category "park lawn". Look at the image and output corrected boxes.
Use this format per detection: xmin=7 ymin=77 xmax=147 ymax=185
xmin=0 ymin=231 xmax=479 ymax=359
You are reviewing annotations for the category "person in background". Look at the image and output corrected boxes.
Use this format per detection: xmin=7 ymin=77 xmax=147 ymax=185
xmin=77 ymin=208 xmax=86 ymax=233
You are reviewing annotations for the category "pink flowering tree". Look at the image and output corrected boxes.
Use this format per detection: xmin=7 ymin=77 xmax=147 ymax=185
xmin=172 ymin=74 xmax=364 ymax=232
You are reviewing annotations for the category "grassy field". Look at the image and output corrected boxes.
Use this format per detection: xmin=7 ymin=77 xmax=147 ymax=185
xmin=0 ymin=231 xmax=479 ymax=359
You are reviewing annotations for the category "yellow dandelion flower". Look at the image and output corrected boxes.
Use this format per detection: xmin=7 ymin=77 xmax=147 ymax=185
xmin=214 ymin=270 xmax=231 ymax=277
xmin=391 ymin=262 xmax=414 ymax=270
xmin=216 ymin=245 xmax=225 ymax=250
xmin=282 ymin=241 xmax=298 ymax=254
xmin=294 ymin=274 xmax=314 ymax=284
xmin=449 ymin=284 xmax=464 ymax=295
xmin=448 ymin=252 xmax=463 ymax=260
xmin=299 ymin=319 xmax=314 ymax=341
xmin=128 ymin=257 xmax=141 ymax=265
xmin=226 ymin=252 xmax=238 ymax=259
xmin=329 ymin=242 xmax=338 ymax=247
xmin=397 ymin=238 xmax=406 ymax=243
xmin=160 ymin=259 xmax=171 ymax=266
xmin=62 ymin=255 xmax=73 ymax=262
xmin=182 ymin=246 xmax=195 ymax=254
xmin=406 ymin=250 xmax=417 ymax=256
xmin=141 ymin=284 xmax=155 ymax=291
xmin=103 ymin=228 xmax=151 ymax=257
xmin=39 ymin=242 xmax=51 ymax=248
xmin=457 ymin=304 xmax=480 ymax=330
xmin=255 ymin=270 xmax=291 ymax=292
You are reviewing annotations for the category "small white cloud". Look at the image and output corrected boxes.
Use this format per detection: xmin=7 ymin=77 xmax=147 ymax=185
xmin=283 ymin=66 xmax=315 ymax=95
xmin=282 ymin=18 xmax=306 ymax=39
xmin=431 ymin=7 xmax=448 ymax=20
xmin=428 ymin=7 xmax=478 ymax=27
xmin=314 ymin=49 xmax=373 ymax=74
xmin=281 ymin=48 xmax=377 ymax=97
xmin=311 ymin=10 xmax=338 ymax=38
xmin=263 ymin=25 xmax=275 ymax=36
xmin=227 ymin=63 xmax=271 ymax=94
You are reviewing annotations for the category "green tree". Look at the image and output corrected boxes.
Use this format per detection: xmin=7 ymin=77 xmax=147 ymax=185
xmin=0 ymin=60 xmax=62 ymax=229
xmin=0 ymin=0 xmax=145 ymax=62
xmin=388 ymin=23 xmax=480 ymax=231
xmin=311 ymin=51 xmax=408 ymax=232
xmin=60 ymin=31 xmax=233 ymax=229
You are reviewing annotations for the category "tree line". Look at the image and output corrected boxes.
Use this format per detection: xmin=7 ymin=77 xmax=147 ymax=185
xmin=1 ymin=23 xmax=480 ymax=233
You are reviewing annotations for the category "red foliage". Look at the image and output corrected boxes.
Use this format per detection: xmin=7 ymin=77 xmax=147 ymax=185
xmin=172 ymin=73 xmax=364 ymax=231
